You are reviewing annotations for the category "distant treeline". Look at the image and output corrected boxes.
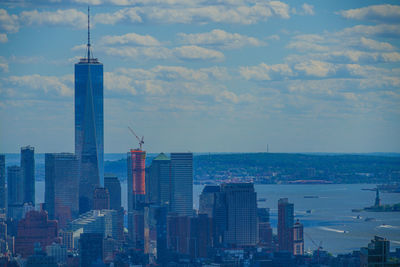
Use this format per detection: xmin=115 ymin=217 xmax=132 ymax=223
xmin=103 ymin=153 xmax=400 ymax=184
xmin=3 ymin=153 xmax=400 ymax=183
xmin=194 ymin=153 xmax=400 ymax=184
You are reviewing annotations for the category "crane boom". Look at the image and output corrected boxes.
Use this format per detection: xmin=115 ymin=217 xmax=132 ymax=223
xmin=128 ymin=126 xmax=144 ymax=150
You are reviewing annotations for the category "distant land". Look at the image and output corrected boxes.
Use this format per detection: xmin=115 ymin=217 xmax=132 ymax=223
xmin=3 ymin=152 xmax=400 ymax=185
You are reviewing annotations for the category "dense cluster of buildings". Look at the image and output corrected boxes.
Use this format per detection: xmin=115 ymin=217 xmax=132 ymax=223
xmin=1 ymin=10 xmax=400 ymax=267
xmin=0 ymin=144 xmax=310 ymax=266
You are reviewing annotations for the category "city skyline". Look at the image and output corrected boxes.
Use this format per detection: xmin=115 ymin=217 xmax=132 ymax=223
xmin=0 ymin=1 xmax=399 ymax=154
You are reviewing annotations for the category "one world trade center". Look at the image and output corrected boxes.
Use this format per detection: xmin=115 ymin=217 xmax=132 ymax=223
xmin=75 ymin=7 xmax=104 ymax=213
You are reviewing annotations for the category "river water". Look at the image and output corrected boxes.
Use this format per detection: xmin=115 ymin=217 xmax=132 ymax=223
xmin=35 ymin=182 xmax=400 ymax=255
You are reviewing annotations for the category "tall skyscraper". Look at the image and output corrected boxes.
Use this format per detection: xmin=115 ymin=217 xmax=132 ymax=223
xmin=127 ymin=149 xmax=146 ymax=211
xmin=171 ymin=153 xmax=193 ymax=217
xmin=75 ymin=9 xmax=104 ymax=214
xmin=278 ymin=198 xmax=294 ymax=253
xmin=104 ymin=174 xmax=121 ymax=210
xmin=0 ymin=154 xmax=6 ymax=211
xmin=21 ymin=146 xmax=35 ymax=206
xmin=146 ymin=153 xmax=171 ymax=206
xmin=293 ymin=219 xmax=304 ymax=255
xmin=127 ymin=149 xmax=146 ymax=246
xmin=222 ymin=183 xmax=257 ymax=247
xmin=7 ymin=166 xmax=24 ymax=220
xmin=45 ymin=153 xmax=79 ymax=228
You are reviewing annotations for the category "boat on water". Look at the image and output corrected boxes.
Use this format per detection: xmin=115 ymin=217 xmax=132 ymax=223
xmin=306 ymin=209 xmax=313 ymax=214
xmin=352 ymin=209 xmax=363 ymax=212
xmin=304 ymin=195 xmax=319 ymax=199
xmin=364 ymin=217 xmax=376 ymax=222
xmin=258 ymin=198 xmax=267 ymax=202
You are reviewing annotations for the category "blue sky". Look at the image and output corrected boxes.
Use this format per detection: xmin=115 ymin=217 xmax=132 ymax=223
xmin=0 ymin=0 xmax=399 ymax=153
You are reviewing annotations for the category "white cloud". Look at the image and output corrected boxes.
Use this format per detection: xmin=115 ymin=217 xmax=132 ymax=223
xmin=268 ymin=1 xmax=290 ymax=19
xmin=178 ymin=29 xmax=264 ymax=49
xmin=217 ymin=90 xmax=239 ymax=103
xmin=294 ymin=60 xmax=336 ymax=77
xmin=6 ymin=74 xmax=73 ymax=96
xmin=94 ymin=8 xmax=142 ymax=25
xmin=340 ymin=24 xmax=400 ymax=38
xmin=286 ymin=27 xmax=399 ymax=65
xmin=240 ymin=63 xmax=293 ymax=81
xmin=104 ymin=46 xmax=173 ymax=60
xmin=104 ymin=72 xmax=136 ymax=95
xmin=0 ymin=33 xmax=7 ymax=43
xmin=71 ymin=44 xmax=87 ymax=51
xmin=100 ymin=33 xmax=161 ymax=46
xmin=302 ymin=3 xmax=314 ymax=15
xmin=360 ymin=37 xmax=394 ymax=51
xmin=0 ymin=56 xmax=8 ymax=72
xmin=381 ymin=52 xmax=400 ymax=62
xmin=20 ymin=9 xmax=87 ymax=29
xmin=0 ymin=9 xmax=19 ymax=33
xmin=93 ymin=1 xmax=291 ymax=26
xmin=339 ymin=4 xmax=400 ymax=24
xmin=174 ymin=45 xmax=224 ymax=61
xmin=266 ymin=34 xmax=280 ymax=41
xmin=116 ymin=65 xmax=228 ymax=82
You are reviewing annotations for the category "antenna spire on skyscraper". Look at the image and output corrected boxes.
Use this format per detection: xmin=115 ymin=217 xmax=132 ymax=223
xmin=87 ymin=6 xmax=91 ymax=60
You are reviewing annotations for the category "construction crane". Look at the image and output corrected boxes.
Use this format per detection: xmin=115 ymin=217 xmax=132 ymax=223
xmin=305 ymin=232 xmax=323 ymax=264
xmin=128 ymin=126 xmax=144 ymax=151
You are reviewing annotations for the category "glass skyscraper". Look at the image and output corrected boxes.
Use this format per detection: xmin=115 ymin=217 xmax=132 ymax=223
xmin=45 ymin=153 xmax=79 ymax=228
xmin=75 ymin=16 xmax=104 ymax=213
xmin=21 ymin=146 xmax=35 ymax=206
xmin=170 ymin=152 xmax=193 ymax=217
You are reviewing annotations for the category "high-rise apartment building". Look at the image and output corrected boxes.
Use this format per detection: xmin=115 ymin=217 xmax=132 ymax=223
xmin=127 ymin=149 xmax=146 ymax=245
xmin=146 ymin=153 xmax=171 ymax=206
xmin=360 ymin=236 xmax=390 ymax=267
xmin=104 ymin=174 xmax=121 ymax=210
xmin=167 ymin=213 xmax=190 ymax=255
xmin=0 ymin=155 xmax=5 ymax=211
xmin=7 ymin=166 xmax=24 ymax=220
xmin=21 ymin=146 xmax=35 ymax=206
xmin=258 ymin=207 xmax=273 ymax=248
xmin=189 ymin=214 xmax=212 ymax=259
xmin=222 ymin=183 xmax=257 ymax=247
xmin=15 ymin=210 xmax=59 ymax=258
xmin=293 ymin=219 xmax=304 ymax=255
xmin=278 ymin=198 xmax=294 ymax=253
xmin=45 ymin=153 xmax=79 ymax=228
xmin=171 ymin=153 xmax=193 ymax=217
xmin=75 ymin=11 xmax=104 ymax=214
xmin=127 ymin=149 xmax=146 ymax=210
xmin=199 ymin=185 xmax=220 ymax=218
xmin=93 ymin=187 xmax=110 ymax=210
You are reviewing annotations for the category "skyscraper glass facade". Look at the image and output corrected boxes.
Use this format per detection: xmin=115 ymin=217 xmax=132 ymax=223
xmin=21 ymin=146 xmax=35 ymax=206
xmin=75 ymin=56 xmax=103 ymax=214
xmin=45 ymin=153 xmax=79 ymax=228
xmin=171 ymin=153 xmax=193 ymax=217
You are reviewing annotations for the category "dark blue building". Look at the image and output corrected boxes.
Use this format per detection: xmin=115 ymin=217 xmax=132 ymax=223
xmin=21 ymin=146 xmax=35 ymax=206
xmin=75 ymin=10 xmax=104 ymax=214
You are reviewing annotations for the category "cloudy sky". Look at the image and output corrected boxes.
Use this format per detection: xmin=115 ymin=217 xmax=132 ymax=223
xmin=0 ymin=0 xmax=399 ymax=153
